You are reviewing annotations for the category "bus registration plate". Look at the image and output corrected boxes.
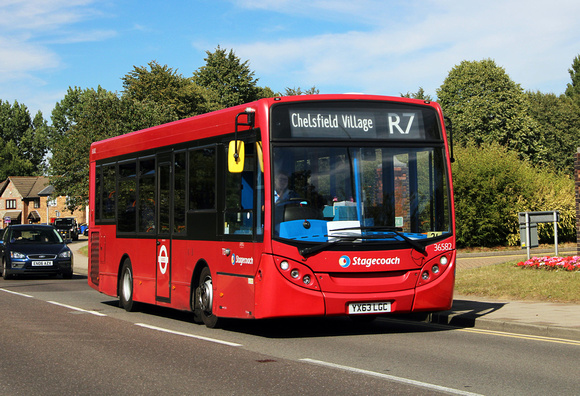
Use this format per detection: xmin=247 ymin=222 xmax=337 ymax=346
xmin=348 ymin=302 xmax=391 ymax=314
xmin=32 ymin=261 xmax=53 ymax=266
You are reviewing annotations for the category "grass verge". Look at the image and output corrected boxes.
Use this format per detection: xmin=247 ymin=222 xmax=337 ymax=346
xmin=455 ymin=261 xmax=580 ymax=303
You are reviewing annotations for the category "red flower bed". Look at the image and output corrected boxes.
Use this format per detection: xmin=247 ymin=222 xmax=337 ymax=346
xmin=517 ymin=256 xmax=580 ymax=271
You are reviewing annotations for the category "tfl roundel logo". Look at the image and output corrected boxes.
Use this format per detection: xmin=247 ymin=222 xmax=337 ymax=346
xmin=339 ymin=255 xmax=351 ymax=268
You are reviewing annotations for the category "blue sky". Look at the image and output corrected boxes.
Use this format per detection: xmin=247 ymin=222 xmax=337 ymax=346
xmin=1 ymin=0 xmax=579 ymax=119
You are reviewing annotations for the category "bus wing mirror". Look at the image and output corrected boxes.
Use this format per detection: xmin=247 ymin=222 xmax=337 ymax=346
xmin=228 ymin=140 xmax=245 ymax=173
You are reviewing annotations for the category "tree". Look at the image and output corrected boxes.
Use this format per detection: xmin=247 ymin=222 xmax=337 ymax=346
xmin=193 ymin=46 xmax=262 ymax=109
xmin=0 ymin=139 xmax=34 ymax=180
xmin=49 ymin=86 xmax=177 ymax=210
xmin=452 ymin=143 xmax=575 ymax=247
xmin=284 ymin=86 xmax=320 ymax=96
xmin=401 ymin=87 xmax=433 ymax=101
xmin=0 ymin=100 xmax=48 ymax=178
xmin=436 ymin=59 xmax=540 ymax=163
xmin=525 ymin=91 xmax=580 ymax=175
xmin=121 ymin=60 xmax=207 ymax=119
xmin=565 ymin=54 xmax=580 ymax=106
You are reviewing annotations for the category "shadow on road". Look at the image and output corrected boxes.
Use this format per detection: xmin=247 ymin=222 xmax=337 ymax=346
xmin=99 ymin=297 xmax=507 ymax=339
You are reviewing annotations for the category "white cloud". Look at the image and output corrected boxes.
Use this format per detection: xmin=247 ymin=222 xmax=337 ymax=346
xmin=0 ymin=0 xmax=113 ymax=115
xmin=232 ymin=0 xmax=580 ymax=96
xmin=0 ymin=38 xmax=60 ymax=77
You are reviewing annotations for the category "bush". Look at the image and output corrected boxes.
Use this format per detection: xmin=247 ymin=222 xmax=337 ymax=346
xmin=452 ymin=143 xmax=575 ymax=247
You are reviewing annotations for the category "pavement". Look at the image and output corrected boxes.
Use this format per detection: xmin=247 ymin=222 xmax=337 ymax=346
xmin=68 ymin=240 xmax=580 ymax=341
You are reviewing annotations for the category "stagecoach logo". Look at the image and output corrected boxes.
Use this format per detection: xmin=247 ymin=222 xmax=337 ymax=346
xmin=339 ymin=255 xmax=351 ymax=268
xmin=231 ymin=254 xmax=254 ymax=266
xmin=338 ymin=255 xmax=401 ymax=268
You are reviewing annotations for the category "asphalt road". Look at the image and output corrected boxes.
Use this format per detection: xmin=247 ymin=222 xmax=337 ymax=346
xmin=1 ymin=275 xmax=579 ymax=396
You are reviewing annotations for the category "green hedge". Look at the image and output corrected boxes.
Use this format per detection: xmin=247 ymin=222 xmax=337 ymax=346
xmin=452 ymin=143 xmax=575 ymax=248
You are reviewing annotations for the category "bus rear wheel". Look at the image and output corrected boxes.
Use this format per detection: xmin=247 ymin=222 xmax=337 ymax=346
xmin=195 ymin=266 xmax=220 ymax=328
xmin=119 ymin=259 xmax=138 ymax=312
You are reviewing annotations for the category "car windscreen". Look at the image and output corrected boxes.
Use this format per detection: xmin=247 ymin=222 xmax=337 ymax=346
xmin=9 ymin=229 xmax=63 ymax=244
xmin=54 ymin=219 xmax=74 ymax=226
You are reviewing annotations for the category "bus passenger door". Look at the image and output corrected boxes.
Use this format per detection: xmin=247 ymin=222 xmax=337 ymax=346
xmin=156 ymin=155 xmax=172 ymax=302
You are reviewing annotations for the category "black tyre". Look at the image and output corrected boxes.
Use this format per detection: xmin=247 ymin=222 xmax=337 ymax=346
xmin=195 ymin=266 xmax=220 ymax=328
xmin=2 ymin=260 xmax=11 ymax=280
xmin=119 ymin=259 xmax=138 ymax=312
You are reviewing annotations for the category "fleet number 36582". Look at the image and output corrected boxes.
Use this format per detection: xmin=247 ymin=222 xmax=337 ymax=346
xmin=434 ymin=243 xmax=453 ymax=252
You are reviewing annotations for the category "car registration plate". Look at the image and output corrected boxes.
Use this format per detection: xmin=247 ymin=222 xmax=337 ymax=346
xmin=348 ymin=301 xmax=391 ymax=314
xmin=32 ymin=261 xmax=53 ymax=266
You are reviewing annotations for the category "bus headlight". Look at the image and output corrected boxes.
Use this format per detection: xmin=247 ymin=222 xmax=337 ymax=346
xmin=417 ymin=253 xmax=453 ymax=287
xmin=274 ymin=256 xmax=319 ymax=290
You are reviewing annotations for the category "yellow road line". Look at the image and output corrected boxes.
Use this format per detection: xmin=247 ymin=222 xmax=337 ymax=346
xmin=457 ymin=327 xmax=580 ymax=346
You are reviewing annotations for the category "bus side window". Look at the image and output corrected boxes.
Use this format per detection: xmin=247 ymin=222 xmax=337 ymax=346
xmin=102 ymin=164 xmax=116 ymax=220
xmin=95 ymin=165 xmax=102 ymax=221
xmin=117 ymin=161 xmax=137 ymax=232
xmin=189 ymin=147 xmax=216 ymax=210
xmin=138 ymin=158 xmax=156 ymax=233
xmin=173 ymin=151 xmax=187 ymax=234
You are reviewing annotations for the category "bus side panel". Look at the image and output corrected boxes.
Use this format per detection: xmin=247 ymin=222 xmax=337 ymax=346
xmin=88 ymin=227 xmax=117 ymax=298
xmin=215 ymin=273 xmax=255 ymax=318
xmin=413 ymin=259 xmax=456 ymax=311
xmin=125 ymin=238 xmax=158 ymax=306
xmin=254 ymin=254 xmax=325 ymax=319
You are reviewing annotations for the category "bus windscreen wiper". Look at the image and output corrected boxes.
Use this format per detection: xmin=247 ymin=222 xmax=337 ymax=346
xmin=298 ymin=233 xmax=361 ymax=258
xmin=298 ymin=226 xmax=427 ymax=258
xmin=361 ymin=226 xmax=427 ymax=256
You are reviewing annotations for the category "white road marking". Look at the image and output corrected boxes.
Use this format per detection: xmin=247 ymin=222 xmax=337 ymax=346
xmin=135 ymin=323 xmax=242 ymax=347
xmin=47 ymin=301 xmax=107 ymax=316
xmin=0 ymin=288 xmax=33 ymax=298
xmin=300 ymin=358 xmax=483 ymax=396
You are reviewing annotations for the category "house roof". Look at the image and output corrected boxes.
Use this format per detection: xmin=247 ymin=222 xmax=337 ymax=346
xmin=1 ymin=176 xmax=51 ymax=198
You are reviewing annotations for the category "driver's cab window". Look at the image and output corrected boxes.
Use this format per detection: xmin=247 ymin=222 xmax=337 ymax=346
xmin=224 ymin=140 xmax=263 ymax=236
xmin=272 ymin=159 xmax=325 ymax=238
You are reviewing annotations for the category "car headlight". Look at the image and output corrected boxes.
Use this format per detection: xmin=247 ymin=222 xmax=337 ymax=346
xmin=59 ymin=250 xmax=71 ymax=258
xmin=10 ymin=251 xmax=26 ymax=259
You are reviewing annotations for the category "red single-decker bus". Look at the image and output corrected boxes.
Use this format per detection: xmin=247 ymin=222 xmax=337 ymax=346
xmin=88 ymin=94 xmax=456 ymax=327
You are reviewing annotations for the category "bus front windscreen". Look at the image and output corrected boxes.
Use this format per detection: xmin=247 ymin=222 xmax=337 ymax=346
xmin=272 ymin=145 xmax=451 ymax=247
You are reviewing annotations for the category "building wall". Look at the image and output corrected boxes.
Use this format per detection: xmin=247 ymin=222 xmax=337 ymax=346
xmin=0 ymin=179 xmax=87 ymax=228
xmin=0 ymin=181 xmax=24 ymax=226
xmin=34 ymin=196 xmax=87 ymax=226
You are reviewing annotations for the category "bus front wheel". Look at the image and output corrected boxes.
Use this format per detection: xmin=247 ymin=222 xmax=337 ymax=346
xmin=195 ymin=266 xmax=220 ymax=328
xmin=119 ymin=259 xmax=138 ymax=312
